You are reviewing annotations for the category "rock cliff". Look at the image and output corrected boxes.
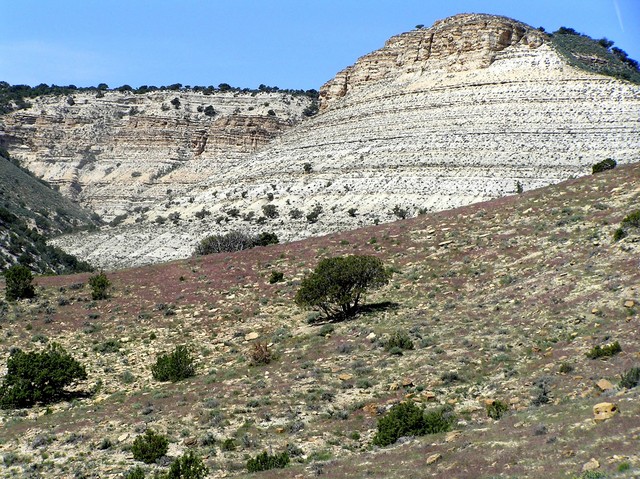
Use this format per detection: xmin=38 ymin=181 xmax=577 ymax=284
xmin=12 ymin=14 xmax=640 ymax=268
xmin=0 ymin=90 xmax=312 ymax=220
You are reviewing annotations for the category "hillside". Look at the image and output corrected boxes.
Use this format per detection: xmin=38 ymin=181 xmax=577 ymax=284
xmin=0 ymin=163 xmax=638 ymax=478
xmin=47 ymin=14 xmax=640 ymax=269
xmin=0 ymin=152 xmax=96 ymax=273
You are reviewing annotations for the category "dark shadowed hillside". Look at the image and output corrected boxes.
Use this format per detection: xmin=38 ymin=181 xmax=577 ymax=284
xmin=0 ymin=152 xmax=97 ymax=273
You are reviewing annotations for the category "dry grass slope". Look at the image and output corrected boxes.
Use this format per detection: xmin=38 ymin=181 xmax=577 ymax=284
xmin=0 ymin=163 xmax=638 ymax=478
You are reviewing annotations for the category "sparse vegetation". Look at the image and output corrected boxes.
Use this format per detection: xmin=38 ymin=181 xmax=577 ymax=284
xmin=151 ymin=345 xmax=196 ymax=382
xmin=612 ymin=209 xmax=640 ymax=241
xmin=0 ymin=88 xmax=639 ymax=478
xmin=295 ymin=255 xmax=391 ymax=318
xmin=550 ymin=27 xmax=640 ymax=83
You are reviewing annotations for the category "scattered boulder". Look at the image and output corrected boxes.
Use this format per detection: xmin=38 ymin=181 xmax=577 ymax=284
xmin=426 ymin=453 xmax=442 ymax=465
xmin=595 ymin=379 xmax=614 ymax=391
xmin=593 ymin=402 xmax=619 ymax=422
xmin=582 ymin=458 xmax=600 ymax=472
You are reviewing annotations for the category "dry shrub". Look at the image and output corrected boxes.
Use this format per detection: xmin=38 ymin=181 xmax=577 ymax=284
xmin=249 ymin=341 xmax=271 ymax=365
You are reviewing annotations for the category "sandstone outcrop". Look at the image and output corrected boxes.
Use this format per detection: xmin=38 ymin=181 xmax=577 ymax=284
xmin=13 ymin=14 xmax=640 ymax=268
xmin=0 ymin=90 xmax=312 ymax=220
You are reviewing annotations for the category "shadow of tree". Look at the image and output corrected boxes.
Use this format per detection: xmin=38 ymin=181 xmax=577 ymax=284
xmin=309 ymin=301 xmax=400 ymax=325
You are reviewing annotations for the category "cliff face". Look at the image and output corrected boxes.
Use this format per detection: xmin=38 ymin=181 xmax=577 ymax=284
xmin=26 ymin=14 xmax=640 ymax=268
xmin=320 ymin=14 xmax=545 ymax=110
xmin=0 ymin=90 xmax=312 ymax=220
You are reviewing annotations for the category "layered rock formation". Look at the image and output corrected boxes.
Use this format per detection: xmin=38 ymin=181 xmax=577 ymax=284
xmin=1 ymin=90 xmax=312 ymax=220
xmin=22 ymin=14 xmax=640 ymax=267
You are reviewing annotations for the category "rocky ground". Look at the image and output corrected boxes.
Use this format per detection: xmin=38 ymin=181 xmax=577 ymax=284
xmin=0 ymin=163 xmax=638 ymax=478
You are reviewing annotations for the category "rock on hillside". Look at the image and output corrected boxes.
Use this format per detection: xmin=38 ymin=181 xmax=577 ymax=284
xmin=0 ymin=89 xmax=313 ymax=220
xmin=51 ymin=14 xmax=640 ymax=269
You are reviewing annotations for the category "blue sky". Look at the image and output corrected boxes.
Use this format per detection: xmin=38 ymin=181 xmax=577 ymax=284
xmin=1 ymin=0 xmax=638 ymax=90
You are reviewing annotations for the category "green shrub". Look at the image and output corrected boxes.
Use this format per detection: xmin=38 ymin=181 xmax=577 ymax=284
xmin=586 ymin=341 xmax=621 ymax=359
xmin=306 ymin=204 xmax=323 ymax=223
xmin=152 ymin=345 xmax=196 ymax=382
xmin=622 ymin=210 xmax=640 ymax=228
xmin=246 ymin=451 xmax=290 ymax=473
xmin=4 ymin=265 xmax=35 ymax=301
xmin=486 ymin=400 xmax=509 ymax=420
xmin=318 ymin=324 xmax=334 ymax=336
xmin=164 ymin=450 xmax=208 ymax=479
xmin=613 ymin=210 xmax=640 ymax=241
xmin=592 ymin=158 xmax=617 ymax=174
xmin=391 ymin=205 xmax=409 ymax=219
xmin=261 ymin=204 xmax=279 ymax=219
xmin=123 ymin=466 xmax=146 ymax=479
xmin=268 ymin=271 xmax=284 ymax=284
xmin=0 ymin=343 xmax=87 ymax=408
xmin=220 ymin=438 xmax=236 ymax=451
xmin=89 ymin=272 xmax=111 ymax=300
xmin=559 ymin=362 xmax=574 ymax=374
xmin=384 ymin=331 xmax=414 ymax=352
xmin=372 ymin=402 xmax=455 ymax=447
xmin=295 ymin=255 xmax=391 ymax=318
xmin=440 ymin=371 xmax=462 ymax=384
xmin=574 ymin=471 xmax=607 ymax=479
xmin=619 ymin=367 xmax=640 ymax=389
xmin=613 ymin=227 xmax=627 ymax=241
xmin=194 ymin=230 xmax=255 ymax=255
xmin=131 ymin=429 xmax=168 ymax=464
xmin=255 ymin=231 xmax=279 ymax=246
xmin=618 ymin=462 xmax=631 ymax=473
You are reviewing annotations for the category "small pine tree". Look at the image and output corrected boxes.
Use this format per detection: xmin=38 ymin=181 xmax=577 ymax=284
xmin=295 ymin=255 xmax=391 ymax=318
xmin=4 ymin=265 xmax=35 ymax=301
xmin=372 ymin=402 xmax=455 ymax=447
xmin=0 ymin=343 xmax=87 ymax=408
xmin=152 ymin=345 xmax=196 ymax=382
xmin=89 ymin=272 xmax=111 ymax=300
xmin=246 ymin=451 xmax=290 ymax=473
xmin=131 ymin=429 xmax=168 ymax=464
xmin=165 ymin=450 xmax=208 ymax=479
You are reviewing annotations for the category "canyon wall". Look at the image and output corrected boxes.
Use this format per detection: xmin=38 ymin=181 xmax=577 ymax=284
xmin=0 ymin=90 xmax=313 ymax=220
xmin=9 ymin=14 xmax=640 ymax=268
